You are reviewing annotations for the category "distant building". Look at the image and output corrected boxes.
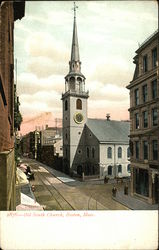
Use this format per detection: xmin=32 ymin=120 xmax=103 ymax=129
xmin=62 ymin=5 xmax=130 ymax=178
xmin=127 ymin=30 xmax=159 ymax=204
xmin=21 ymin=125 xmax=63 ymax=170
xmin=0 ymin=1 xmax=25 ymax=210
xmin=41 ymin=125 xmax=62 ymax=146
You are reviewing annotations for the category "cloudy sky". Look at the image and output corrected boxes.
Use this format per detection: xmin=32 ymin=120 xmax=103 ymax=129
xmin=14 ymin=1 xmax=158 ymax=134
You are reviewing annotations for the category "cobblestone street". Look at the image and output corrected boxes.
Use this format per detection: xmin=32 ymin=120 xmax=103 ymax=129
xmin=22 ymin=158 xmax=129 ymax=210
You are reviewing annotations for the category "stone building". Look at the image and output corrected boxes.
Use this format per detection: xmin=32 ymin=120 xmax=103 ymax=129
xmin=0 ymin=1 xmax=25 ymax=210
xmin=62 ymin=5 xmax=130 ymax=178
xmin=127 ymin=30 xmax=159 ymax=204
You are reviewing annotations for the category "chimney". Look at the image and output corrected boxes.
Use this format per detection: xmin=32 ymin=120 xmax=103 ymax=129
xmin=106 ymin=113 xmax=110 ymax=121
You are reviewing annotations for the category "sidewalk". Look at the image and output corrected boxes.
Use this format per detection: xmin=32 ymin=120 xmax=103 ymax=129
xmin=112 ymin=188 xmax=158 ymax=210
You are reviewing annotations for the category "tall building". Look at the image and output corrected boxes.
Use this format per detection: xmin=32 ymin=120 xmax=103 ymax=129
xmin=0 ymin=1 xmax=25 ymax=210
xmin=62 ymin=4 xmax=130 ymax=178
xmin=127 ymin=30 xmax=159 ymax=204
xmin=62 ymin=4 xmax=89 ymax=174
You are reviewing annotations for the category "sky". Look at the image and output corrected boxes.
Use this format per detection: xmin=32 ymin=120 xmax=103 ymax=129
xmin=14 ymin=1 xmax=158 ymax=135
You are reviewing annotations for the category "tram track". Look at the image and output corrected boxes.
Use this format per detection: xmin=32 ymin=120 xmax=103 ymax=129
xmin=32 ymin=167 xmax=75 ymax=210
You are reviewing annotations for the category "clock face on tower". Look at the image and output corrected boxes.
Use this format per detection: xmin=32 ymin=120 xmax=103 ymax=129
xmin=74 ymin=112 xmax=84 ymax=124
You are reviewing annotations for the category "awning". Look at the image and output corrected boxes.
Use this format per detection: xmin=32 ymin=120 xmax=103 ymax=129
xmin=16 ymin=193 xmax=43 ymax=211
xmin=16 ymin=167 xmax=29 ymax=185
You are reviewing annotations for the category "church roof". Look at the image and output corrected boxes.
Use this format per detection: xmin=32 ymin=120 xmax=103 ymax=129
xmin=86 ymin=119 xmax=130 ymax=144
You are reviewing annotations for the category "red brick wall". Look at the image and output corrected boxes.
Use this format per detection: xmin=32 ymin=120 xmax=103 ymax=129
xmin=0 ymin=2 xmax=14 ymax=152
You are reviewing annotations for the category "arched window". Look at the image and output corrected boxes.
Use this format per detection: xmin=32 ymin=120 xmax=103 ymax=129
xmin=108 ymin=165 xmax=112 ymax=175
xmin=92 ymin=148 xmax=95 ymax=158
xmin=107 ymin=147 xmax=112 ymax=158
xmin=127 ymin=164 xmax=131 ymax=173
xmin=118 ymin=147 xmax=122 ymax=158
xmin=127 ymin=147 xmax=130 ymax=158
xmin=70 ymin=76 xmax=75 ymax=90
xmin=118 ymin=164 xmax=122 ymax=173
xmin=66 ymin=148 xmax=67 ymax=157
xmin=76 ymin=99 xmax=82 ymax=110
xmin=65 ymin=100 xmax=68 ymax=111
xmin=86 ymin=147 xmax=89 ymax=158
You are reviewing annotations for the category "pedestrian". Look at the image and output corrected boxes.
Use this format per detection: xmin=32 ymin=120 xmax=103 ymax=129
xmin=112 ymin=186 xmax=117 ymax=197
xmin=104 ymin=176 xmax=107 ymax=184
xmin=124 ymin=183 xmax=128 ymax=195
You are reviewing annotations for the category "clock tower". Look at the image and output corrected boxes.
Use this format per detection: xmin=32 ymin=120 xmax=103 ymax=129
xmin=62 ymin=3 xmax=89 ymax=175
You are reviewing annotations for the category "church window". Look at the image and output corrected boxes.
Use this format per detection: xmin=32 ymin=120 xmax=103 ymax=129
xmin=107 ymin=147 xmax=112 ymax=158
xmin=78 ymin=131 xmax=81 ymax=135
xmin=86 ymin=147 xmax=89 ymax=158
xmin=92 ymin=148 xmax=95 ymax=158
xmin=76 ymin=99 xmax=82 ymax=110
xmin=127 ymin=147 xmax=130 ymax=158
xmin=108 ymin=166 xmax=112 ymax=175
xmin=118 ymin=165 xmax=122 ymax=173
xmin=65 ymin=100 xmax=68 ymax=111
xmin=66 ymin=133 xmax=67 ymax=139
xmin=118 ymin=147 xmax=122 ymax=158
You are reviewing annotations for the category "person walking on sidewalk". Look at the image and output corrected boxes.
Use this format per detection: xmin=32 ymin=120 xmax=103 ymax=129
xmin=112 ymin=186 xmax=117 ymax=197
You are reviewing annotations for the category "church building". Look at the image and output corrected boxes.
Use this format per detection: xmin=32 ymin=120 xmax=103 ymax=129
xmin=62 ymin=4 xmax=130 ymax=179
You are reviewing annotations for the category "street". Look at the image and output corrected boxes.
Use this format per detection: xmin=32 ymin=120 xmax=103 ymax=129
xmin=22 ymin=158 xmax=129 ymax=210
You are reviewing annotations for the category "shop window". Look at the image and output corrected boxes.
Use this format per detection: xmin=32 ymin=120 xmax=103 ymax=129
xmin=135 ymin=168 xmax=149 ymax=197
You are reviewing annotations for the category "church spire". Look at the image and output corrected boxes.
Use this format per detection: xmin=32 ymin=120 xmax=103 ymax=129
xmin=71 ymin=2 xmax=80 ymax=62
xmin=69 ymin=2 xmax=82 ymax=74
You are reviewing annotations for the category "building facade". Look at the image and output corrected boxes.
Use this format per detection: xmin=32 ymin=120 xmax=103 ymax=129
xmin=85 ymin=119 xmax=130 ymax=179
xmin=0 ymin=1 xmax=25 ymax=210
xmin=127 ymin=30 xmax=159 ymax=204
xmin=62 ymin=5 xmax=130 ymax=178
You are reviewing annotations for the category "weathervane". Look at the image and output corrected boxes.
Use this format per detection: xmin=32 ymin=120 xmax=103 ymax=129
xmin=72 ymin=2 xmax=78 ymax=18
